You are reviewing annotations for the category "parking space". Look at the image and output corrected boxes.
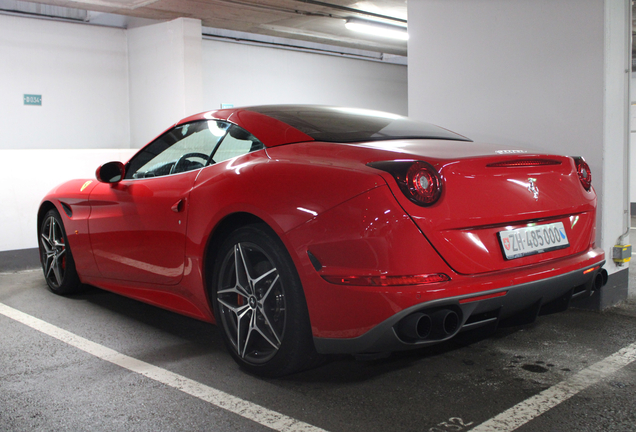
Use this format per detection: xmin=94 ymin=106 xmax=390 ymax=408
xmin=1 ymin=2 xmax=634 ymax=431
xmin=1 ymin=269 xmax=636 ymax=432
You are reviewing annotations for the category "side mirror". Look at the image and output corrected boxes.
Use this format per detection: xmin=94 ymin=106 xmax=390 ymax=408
xmin=96 ymin=161 xmax=125 ymax=183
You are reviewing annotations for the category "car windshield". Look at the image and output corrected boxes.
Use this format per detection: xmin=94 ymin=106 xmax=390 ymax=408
xmin=246 ymin=105 xmax=472 ymax=143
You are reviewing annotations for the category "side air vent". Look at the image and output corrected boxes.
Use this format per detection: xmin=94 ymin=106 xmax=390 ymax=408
xmin=486 ymin=159 xmax=562 ymax=168
xmin=60 ymin=202 xmax=73 ymax=218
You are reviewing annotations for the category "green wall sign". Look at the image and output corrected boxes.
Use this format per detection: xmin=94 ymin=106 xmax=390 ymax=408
xmin=24 ymin=94 xmax=42 ymax=106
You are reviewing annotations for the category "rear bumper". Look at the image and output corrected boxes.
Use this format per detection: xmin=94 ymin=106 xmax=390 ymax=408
xmin=313 ymin=260 xmax=606 ymax=355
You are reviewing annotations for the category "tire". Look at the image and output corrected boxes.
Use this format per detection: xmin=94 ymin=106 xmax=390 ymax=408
xmin=211 ymin=224 xmax=320 ymax=377
xmin=39 ymin=209 xmax=82 ymax=294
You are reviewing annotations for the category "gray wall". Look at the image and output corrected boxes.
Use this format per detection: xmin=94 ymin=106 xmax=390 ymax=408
xmin=407 ymin=0 xmax=630 ymax=281
xmin=408 ymin=1 xmax=604 ymax=157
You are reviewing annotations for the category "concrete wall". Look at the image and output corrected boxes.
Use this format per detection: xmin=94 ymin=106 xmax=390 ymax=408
xmin=0 ymin=14 xmax=130 ymax=150
xmin=0 ymin=14 xmax=408 ymax=253
xmin=0 ymin=149 xmax=136 ymax=252
xmin=201 ymin=39 xmax=408 ymax=115
xmin=408 ymin=0 xmax=604 ymax=157
xmin=408 ymin=0 xmax=630 ymax=286
xmin=128 ymin=18 xmax=203 ymax=148
xmin=631 ymin=72 xmax=636 ymax=204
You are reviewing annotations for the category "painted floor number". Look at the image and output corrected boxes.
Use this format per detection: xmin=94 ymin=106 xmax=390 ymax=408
xmin=429 ymin=417 xmax=474 ymax=432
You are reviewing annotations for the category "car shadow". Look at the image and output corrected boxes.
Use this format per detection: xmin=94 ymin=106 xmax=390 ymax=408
xmin=63 ymin=283 xmax=532 ymax=382
xmin=66 ymin=284 xmax=220 ymax=349
xmin=278 ymin=323 xmax=531 ymax=384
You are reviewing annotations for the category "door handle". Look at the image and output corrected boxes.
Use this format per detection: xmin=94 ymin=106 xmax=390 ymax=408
xmin=171 ymin=198 xmax=185 ymax=213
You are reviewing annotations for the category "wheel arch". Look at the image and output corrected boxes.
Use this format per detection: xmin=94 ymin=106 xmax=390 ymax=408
xmin=201 ymin=211 xmax=306 ymax=319
xmin=37 ymin=201 xmax=58 ymax=240
xmin=203 ymin=212 xmax=268 ymax=302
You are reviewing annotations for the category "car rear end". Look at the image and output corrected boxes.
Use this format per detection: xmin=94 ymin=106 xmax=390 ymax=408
xmin=304 ymin=142 xmax=605 ymax=355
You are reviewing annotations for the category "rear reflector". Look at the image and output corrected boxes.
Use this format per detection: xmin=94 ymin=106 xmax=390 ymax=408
xmin=459 ymin=291 xmax=508 ymax=304
xmin=486 ymin=159 xmax=561 ymax=168
xmin=322 ymin=273 xmax=450 ymax=287
xmin=583 ymin=265 xmax=600 ymax=275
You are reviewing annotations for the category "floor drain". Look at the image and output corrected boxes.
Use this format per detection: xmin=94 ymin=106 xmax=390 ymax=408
xmin=521 ymin=364 xmax=549 ymax=373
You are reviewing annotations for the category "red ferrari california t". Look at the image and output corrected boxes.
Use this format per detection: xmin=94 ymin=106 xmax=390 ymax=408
xmin=38 ymin=105 xmax=606 ymax=376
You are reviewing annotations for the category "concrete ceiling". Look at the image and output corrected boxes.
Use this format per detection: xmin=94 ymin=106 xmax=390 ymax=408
xmin=10 ymin=0 xmax=408 ymax=56
xmin=10 ymin=0 xmax=635 ymax=62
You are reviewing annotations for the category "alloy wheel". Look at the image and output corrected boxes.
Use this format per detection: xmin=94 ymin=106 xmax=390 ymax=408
xmin=217 ymin=242 xmax=286 ymax=364
xmin=40 ymin=215 xmax=67 ymax=288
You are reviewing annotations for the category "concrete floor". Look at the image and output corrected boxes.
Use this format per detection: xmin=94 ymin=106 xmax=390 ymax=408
xmin=1 ymin=251 xmax=636 ymax=431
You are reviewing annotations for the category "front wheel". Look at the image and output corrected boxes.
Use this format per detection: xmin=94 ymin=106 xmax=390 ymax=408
xmin=39 ymin=209 xmax=81 ymax=294
xmin=211 ymin=224 xmax=319 ymax=376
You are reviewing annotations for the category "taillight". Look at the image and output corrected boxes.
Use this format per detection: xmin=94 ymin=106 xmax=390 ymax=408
xmin=573 ymin=157 xmax=592 ymax=191
xmin=406 ymin=162 xmax=442 ymax=205
xmin=367 ymin=160 xmax=443 ymax=206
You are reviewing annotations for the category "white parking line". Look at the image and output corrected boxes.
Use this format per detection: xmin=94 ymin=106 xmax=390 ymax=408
xmin=0 ymin=302 xmax=326 ymax=432
xmin=5 ymin=298 xmax=635 ymax=432
xmin=470 ymin=341 xmax=636 ymax=431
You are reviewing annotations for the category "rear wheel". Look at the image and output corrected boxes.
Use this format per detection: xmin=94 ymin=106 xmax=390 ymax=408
xmin=212 ymin=224 xmax=319 ymax=376
xmin=39 ymin=209 xmax=81 ymax=294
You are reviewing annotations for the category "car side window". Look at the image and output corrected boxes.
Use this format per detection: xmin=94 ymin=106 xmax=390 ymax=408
xmin=125 ymin=120 xmax=230 ymax=179
xmin=211 ymin=125 xmax=264 ymax=164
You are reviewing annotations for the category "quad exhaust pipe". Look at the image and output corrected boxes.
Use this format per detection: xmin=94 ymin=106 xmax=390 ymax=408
xmin=397 ymin=308 xmax=461 ymax=342
xmin=397 ymin=268 xmax=608 ymax=343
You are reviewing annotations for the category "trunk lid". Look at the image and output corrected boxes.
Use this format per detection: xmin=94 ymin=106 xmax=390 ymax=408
xmin=360 ymin=140 xmax=597 ymax=275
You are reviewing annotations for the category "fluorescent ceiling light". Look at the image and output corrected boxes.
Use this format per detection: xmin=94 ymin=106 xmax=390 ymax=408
xmin=345 ymin=18 xmax=408 ymax=41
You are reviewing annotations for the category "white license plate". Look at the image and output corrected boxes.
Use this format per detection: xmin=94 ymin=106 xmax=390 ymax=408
xmin=498 ymin=222 xmax=570 ymax=260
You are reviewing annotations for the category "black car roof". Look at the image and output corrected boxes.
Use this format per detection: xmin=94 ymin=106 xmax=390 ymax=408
xmin=245 ymin=105 xmax=472 ymax=143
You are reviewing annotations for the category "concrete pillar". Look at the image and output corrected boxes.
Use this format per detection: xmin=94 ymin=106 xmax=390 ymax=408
xmin=408 ymin=0 xmax=631 ymax=308
xmin=127 ymin=18 xmax=203 ymax=148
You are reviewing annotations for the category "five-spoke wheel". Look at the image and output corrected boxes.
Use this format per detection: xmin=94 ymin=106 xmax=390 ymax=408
xmin=217 ymin=242 xmax=285 ymax=364
xmin=212 ymin=224 xmax=319 ymax=376
xmin=39 ymin=209 xmax=81 ymax=294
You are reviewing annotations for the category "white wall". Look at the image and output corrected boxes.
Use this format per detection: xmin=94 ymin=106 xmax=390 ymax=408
xmin=201 ymin=39 xmax=408 ymax=115
xmin=408 ymin=0 xmax=630 ymax=279
xmin=0 ymin=149 xmax=136 ymax=251
xmin=0 ymin=14 xmax=130 ymax=149
xmin=128 ymin=18 xmax=203 ymax=148
xmin=0 ymin=15 xmax=408 ymax=253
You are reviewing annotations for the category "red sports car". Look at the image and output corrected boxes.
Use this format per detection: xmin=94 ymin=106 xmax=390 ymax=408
xmin=38 ymin=105 xmax=606 ymax=376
